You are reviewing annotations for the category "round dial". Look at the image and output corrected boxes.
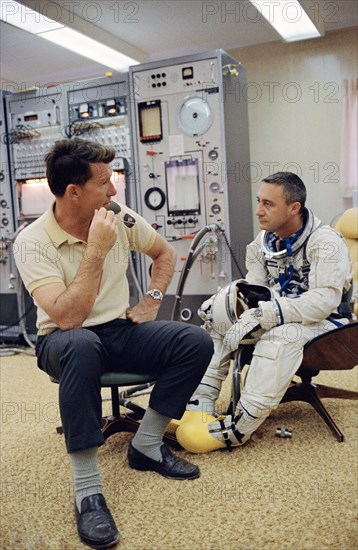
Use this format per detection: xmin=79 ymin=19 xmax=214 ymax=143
xmin=210 ymin=182 xmax=220 ymax=194
xmin=177 ymin=96 xmax=213 ymax=136
xmin=211 ymin=203 xmax=221 ymax=215
xmin=208 ymin=149 xmax=218 ymax=160
xmin=144 ymin=187 xmax=166 ymax=210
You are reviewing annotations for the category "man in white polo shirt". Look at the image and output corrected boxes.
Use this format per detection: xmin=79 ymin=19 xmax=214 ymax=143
xmin=14 ymin=138 xmax=213 ymax=550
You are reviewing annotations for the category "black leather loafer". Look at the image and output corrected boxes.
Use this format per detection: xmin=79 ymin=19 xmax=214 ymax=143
xmin=128 ymin=443 xmax=200 ymax=480
xmin=75 ymin=493 xmax=120 ymax=549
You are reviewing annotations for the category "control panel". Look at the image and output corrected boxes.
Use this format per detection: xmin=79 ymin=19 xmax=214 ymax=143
xmin=4 ymin=75 xmax=135 ymax=222
xmin=130 ymin=50 xmax=253 ymax=322
xmin=66 ymin=77 xmax=134 ymax=207
xmin=2 ymin=75 xmax=138 ymax=342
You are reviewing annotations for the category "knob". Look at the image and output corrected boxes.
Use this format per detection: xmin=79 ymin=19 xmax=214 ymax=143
xmin=180 ymin=308 xmax=193 ymax=322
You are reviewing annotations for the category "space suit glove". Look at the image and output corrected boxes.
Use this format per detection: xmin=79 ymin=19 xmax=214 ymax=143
xmin=223 ymin=300 xmax=282 ymax=352
xmin=197 ymin=295 xmax=215 ymax=322
xmin=223 ymin=308 xmax=262 ymax=351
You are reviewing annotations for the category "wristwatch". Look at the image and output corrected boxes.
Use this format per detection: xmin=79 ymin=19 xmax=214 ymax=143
xmin=146 ymin=289 xmax=163 ymax=301
xmin=253 ymin=306 xmax=262 ymax=319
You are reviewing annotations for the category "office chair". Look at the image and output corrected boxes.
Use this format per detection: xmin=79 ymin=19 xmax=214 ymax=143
xmin=229 ymin=321 xmax=358 ymax=442
xmin=53 ymin=372 xmax=181 ymax=449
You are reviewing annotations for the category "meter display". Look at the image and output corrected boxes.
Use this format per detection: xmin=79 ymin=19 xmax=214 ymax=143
xmin=165 ymin=159 xmax=200 ymax=215
xmin=144 ymin=187 xmax=166 ymax=210
xmin=177 ymin=97 xmax=213 ymax=136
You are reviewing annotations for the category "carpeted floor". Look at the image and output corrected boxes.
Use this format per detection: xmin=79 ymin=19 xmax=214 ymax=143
xmin=0 ymin=352 xmax=357 ymax=550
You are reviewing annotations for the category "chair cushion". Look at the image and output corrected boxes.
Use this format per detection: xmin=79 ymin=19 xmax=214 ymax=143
xmin=335 ymin=207 xmax=358 ymax=239
xmin=334 ymin=208 xmax=358 ymax=316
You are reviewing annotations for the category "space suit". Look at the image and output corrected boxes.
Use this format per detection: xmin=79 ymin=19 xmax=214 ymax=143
xmin=177 ymin=208 xmax=353 ymax=452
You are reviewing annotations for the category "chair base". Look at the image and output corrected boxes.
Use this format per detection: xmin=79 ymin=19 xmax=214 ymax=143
xmin=281 ymin=380 xmax=358 ymax=442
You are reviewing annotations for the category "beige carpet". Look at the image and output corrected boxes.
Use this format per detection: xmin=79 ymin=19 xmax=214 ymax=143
xmin=0 ymin=352 xmax=357 ymax=550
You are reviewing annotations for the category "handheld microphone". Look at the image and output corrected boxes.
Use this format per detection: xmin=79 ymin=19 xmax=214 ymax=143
xmin=108 ymin=201 xmax=121 ymax=214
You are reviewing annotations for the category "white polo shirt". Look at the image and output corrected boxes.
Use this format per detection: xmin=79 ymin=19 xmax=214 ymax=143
xmin=14 ymin=203 xmax=156 ymax=334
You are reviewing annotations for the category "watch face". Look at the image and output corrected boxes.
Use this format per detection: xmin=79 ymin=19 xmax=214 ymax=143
xmin=253 ymin=307 xmax=262 ymax=318
xmin=147 ymin=289 xmax=163 ymax=301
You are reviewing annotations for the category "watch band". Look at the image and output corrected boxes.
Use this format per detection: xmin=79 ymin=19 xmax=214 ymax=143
xmin=146 ymin=289 xmax=163 ymax=301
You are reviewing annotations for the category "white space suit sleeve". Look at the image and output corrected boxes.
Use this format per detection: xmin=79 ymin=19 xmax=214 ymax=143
xmin=277 ymin=229 xmax=353 ymax=325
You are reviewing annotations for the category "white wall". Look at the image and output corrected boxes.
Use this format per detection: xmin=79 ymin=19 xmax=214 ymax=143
xmin=229 ymin=27 xmax=357 ymax=233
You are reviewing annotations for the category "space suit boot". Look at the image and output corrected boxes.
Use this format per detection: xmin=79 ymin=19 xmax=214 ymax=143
xmin=176 ymin=402 xmax=260 ymax=453
xmin=176 ymin=412 xmax=246 ymax=453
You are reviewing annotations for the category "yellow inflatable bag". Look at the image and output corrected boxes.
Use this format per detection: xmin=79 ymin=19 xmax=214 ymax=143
xmin=165 ymin=410 xmax=208 ymax=435
xmin=176 ymin=415 xmax=227 ymax=453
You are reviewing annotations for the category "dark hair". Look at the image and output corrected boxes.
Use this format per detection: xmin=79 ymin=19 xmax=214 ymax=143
xmin=262 ymin=172 xmax=306 ymax=210
xmin=45 ymin=138 xmax=116 ymax=196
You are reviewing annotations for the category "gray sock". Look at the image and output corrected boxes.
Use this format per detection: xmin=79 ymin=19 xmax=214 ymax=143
xmin=131 ymin=408 xmax=171 ymax=462
xmin=69 ymin=447 xmax=103 ymax=511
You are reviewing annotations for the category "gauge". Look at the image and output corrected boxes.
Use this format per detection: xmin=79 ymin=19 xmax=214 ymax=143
xmin=211 ymin=203 xmax=221 ymax=215
xmin=144 ymin=187 xmax=166 ymax=210
xmin=209 ymin=182 xmax=220 ymax=194
xmin=177 ymin=96 xmax=213 ymax=136
xmin=182 ymin=67 xmax=194 ymax=80
xmin=208 ymin=149 xmax=218 ymax=160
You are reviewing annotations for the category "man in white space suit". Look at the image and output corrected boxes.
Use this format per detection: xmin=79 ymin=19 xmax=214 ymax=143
xmin=176 ymin=172 xmax=354 ymax=452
